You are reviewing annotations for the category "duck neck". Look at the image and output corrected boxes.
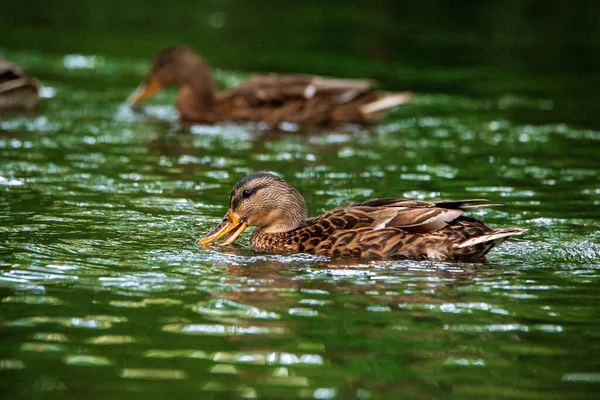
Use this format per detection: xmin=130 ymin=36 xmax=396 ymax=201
xmin=249 ymin=209 xmax=307 ymax=251
xmin=176 ymin=65 xmax=216 ymax=121
xmin=250 ymin=225 xmax=304 ymax=252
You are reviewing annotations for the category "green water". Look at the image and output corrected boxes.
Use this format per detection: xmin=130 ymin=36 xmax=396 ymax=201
xmin=2 ymin=1 xmax=600 ymax=399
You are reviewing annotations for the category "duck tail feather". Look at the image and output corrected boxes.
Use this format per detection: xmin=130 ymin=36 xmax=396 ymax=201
xmin=458 ymin=228 xmax=527 ymax=248
xmin=360 ymin=92 xmax=414 ymax=115
xmin=460 ymin=203 xmax=504 ymax=211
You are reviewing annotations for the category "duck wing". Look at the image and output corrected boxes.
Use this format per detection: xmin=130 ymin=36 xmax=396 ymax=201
xmin=215 ymin=74 xmax=412 ymax=125
xmin=219 ymin=74 xmax=374 ymax=105
xmin=315 ymin=198 xmax=501 ymax=234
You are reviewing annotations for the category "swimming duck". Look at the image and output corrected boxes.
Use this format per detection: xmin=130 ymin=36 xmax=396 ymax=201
xmin=0 ymin=60 xmax=39 ymax=110
xmin=127 ymin=46 xmax=413 ymax=126
xmin=198 ymin=173 xmax=526 ymax=261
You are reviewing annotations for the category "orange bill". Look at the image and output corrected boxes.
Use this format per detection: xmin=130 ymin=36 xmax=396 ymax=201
xmin=197 ymin=210 xmax=248 ymax=247
xmin=126 ymin=78 xmax=163 ymax=106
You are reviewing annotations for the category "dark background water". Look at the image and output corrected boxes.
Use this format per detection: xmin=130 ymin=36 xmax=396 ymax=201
xmin=1 ymin=1 xmax=600 ymax=399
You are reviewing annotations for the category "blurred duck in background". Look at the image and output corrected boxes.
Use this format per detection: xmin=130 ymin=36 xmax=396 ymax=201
xmin=0 ymin=60 xmax=39 ymax=111
xmin=127 ymin=46 xmax=413 ymax=127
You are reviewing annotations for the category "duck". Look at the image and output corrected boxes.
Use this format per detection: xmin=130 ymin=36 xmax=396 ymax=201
xmin=127 ymin=46 xmax=413 ymax=126
xmin=0 ymin=60 xmax=39 ymax=110
xmin=197 ymin=173 xmax=527 ymax=261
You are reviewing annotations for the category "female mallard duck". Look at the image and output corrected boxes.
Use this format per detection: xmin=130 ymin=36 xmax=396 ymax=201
xmin=198 ymin=173 xmax=526 ymax=261
xmin=0 ymin=60 xmax=39 ymax=110
xmin=127 ymin=46 xmax=413 ymax=126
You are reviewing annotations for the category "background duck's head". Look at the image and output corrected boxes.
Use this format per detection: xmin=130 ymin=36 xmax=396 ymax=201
xmin=127 ymin=46 xmax=213 ymax=106
xmin=198 ymin=173 xmax=308 ymax=246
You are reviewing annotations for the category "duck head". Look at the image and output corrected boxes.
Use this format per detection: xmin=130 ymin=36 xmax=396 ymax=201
xmin=198 ymin=173 xmax=307 ymax=246
xmin=127 ymin=46 xmax=214 ymax=106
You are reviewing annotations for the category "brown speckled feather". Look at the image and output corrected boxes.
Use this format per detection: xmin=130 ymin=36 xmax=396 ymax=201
xmin=249 ymin=199 xmax=524 ymax=260
xmin=208 ymin=74 xmax=387 ymax=125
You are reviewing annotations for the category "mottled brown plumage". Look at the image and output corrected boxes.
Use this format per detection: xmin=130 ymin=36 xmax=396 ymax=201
xmin=0 ymin=60 xmax=39 ymax=110
xmin=127 ymin=46 xmax=413 ymax=126
xmin=198 ymin=173 xmax=527 ymax=261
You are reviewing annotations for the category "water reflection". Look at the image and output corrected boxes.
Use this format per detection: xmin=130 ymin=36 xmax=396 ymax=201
xmin=163 ymin=323 xmax=286 ymax=336
xmin=64 ymin=355 xmax=112 ymax=366
xmin=6 ymin=315 xmax=125 ymax=329
xmin=3 ymin=240 xmax=599 ymax=398
xmin=2 ymin=37 xmax=600 ymax=398
xmin=121 ymin=368 xmax=187 ymax=380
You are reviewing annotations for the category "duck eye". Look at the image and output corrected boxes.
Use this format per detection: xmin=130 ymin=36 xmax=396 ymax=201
xmin=242 ymin=189 xmax=252 ymax=198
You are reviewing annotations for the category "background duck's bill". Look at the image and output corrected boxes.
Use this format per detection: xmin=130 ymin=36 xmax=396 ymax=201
xmin=126 ymin=79 xmax=162 ymax=106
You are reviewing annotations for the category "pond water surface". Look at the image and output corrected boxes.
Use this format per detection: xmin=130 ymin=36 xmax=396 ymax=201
xmin=2 ymin=2 xmax=600 ymax=399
